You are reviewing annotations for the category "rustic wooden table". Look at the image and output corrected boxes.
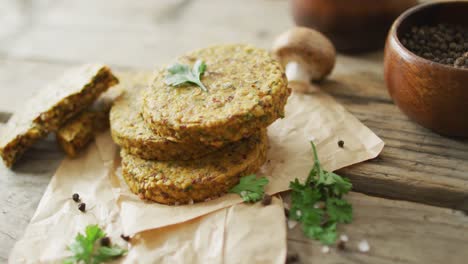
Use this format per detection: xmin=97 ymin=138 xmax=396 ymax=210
xmin=1 ymin=0 xmax=467 ymax=263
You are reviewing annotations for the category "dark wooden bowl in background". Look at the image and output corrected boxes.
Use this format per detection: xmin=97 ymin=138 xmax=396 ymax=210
xmin=384 ymin=1 xmax=468 ymax=138
xmin=291 ymin=0 xmax=418 ymax=53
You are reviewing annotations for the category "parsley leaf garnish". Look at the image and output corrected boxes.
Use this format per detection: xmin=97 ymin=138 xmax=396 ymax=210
xmin=64 ymin=224 xmax=127 ymax=264
xmin=164 ymin=59 xmax=208 ymax=92
xmin=289 ymin=141 xmax=353 ymax=245
xmin=229 ymin=174 xmax=269 ymax=202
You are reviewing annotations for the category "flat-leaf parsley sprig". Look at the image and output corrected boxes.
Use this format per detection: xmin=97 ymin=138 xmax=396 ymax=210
xmin=289 ymin=141 xmax=353 ymax=245
xmin=164 ymin=59 xmax=208 ymax=92
xmin=64 ymin=224 xmax=127 ymax=264
xmin=229 ymin=174 xmax=269 ymax=202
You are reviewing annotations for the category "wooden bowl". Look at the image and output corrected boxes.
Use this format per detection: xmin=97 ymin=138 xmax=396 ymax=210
xmin=384 ymin=1 xmax=468 ymax=138
xmin=291 ymin=0 xmax=418 ymax=53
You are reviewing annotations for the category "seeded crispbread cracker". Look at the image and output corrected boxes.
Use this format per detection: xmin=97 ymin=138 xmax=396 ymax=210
xmin=0 ymin=64 xmax=118 ymax=167
xmin=141 ymin=44 xmax=290 ymax=146
xmin=110 ymin=72 xmax=220 ymax=161
xmin=121 ymin=130 xmax=268 ymax=205
xmin=56 ymin=110 xmax=108 ymax=158
xmin=56 ymin=84 xmax=123 ymax=158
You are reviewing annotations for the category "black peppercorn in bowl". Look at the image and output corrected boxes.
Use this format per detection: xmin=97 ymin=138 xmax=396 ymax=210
xmin=384 ymin=1 xmax=468 ymax=137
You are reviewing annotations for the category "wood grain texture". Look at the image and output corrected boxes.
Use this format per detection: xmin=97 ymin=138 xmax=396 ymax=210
xmin=326 ymin=55 xmax=468 ymax=211
xmin=0 ymin=0 xmax=467 ymax=262
xmin=0 ymin=0 xmax=292 ymax=68
xmin=0 ymin=124 xmax=62 ymax=262
xmin=0 ymin=58 xmax=70 ymax=112
xmin=287 ymin=192 xmax=468 ymax=264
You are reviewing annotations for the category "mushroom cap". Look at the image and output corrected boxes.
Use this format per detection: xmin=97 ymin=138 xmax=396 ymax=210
xmin=272 ymin=27 xmax=336 ymax=81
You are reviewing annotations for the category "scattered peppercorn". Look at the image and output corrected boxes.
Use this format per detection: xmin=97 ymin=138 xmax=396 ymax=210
xmin=261 ymin=194 xmax=272 ymax=206
xmin=120 ymin=234 xmax=131 ymax=242
xmin=286 ymin=253 xmax=300 ymax=264
xmin=100 ymin=237 xmax=111 ymax=247
xmin=72 ymin=193 xmax=80 ymax=203
xmin=401 ymin=23 xmax=468 ymax=68
xmin=78 ymin=202 xmax=86 ymax=212
xmin=337 ymin=240 xmax=346 ymax=250
xmin=338 ymin=140 xmax=344 ymax=148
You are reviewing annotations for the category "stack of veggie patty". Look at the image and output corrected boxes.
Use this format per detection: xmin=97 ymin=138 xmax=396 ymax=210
xmin=110 ymin=44 xmax=290 ymax=204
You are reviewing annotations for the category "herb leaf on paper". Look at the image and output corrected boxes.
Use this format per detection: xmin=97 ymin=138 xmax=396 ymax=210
xmin=165 ymin=59 xmax=209 ymax=92
xmin=64 ymin=224 xmax=127 ymax=264
xmin=289 ymin=141 xmax=353 ymax=245
xmin=229 ymin=174 xmax=269 ymax=202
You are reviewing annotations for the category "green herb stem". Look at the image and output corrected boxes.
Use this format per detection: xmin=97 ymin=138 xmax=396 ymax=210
xmin=289 ymin=141 xmax=353 ymax=245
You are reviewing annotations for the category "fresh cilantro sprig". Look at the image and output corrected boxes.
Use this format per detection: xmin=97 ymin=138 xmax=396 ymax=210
xmin=289 ymin=142 xmax=353 ymax=245
xmin=230 ymin=174 xmax=269 ymax=202
xmin=164 ymin=59 xmax=208 ymax=92
xmin=64 ymin=225 xmax=127 ymax=264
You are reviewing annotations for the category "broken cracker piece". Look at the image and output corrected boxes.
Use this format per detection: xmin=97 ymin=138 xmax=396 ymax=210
xmin=56 ymin=111 xmax=104 ymax=158
xmin=56 ymin=73 xmax=139 ymax=158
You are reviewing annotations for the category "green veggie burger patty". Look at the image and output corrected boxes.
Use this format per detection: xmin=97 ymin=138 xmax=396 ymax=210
xmin=120 ymin=129 xmax=268 ymax=205
xmin=0 ymin=64 xmax=118 ymax=168
xmin=141 ymin=44 xmax=290 ymax=146
xmin=110 ymin=72 xmax=220 ymax=161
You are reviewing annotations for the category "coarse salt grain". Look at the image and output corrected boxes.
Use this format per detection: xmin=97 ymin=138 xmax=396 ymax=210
xmin=321 ymin=246 xmax=330 ymax=254
xmin=358 ymin=240 xmax=370 ymax=253
xmin=287 ymin=220 xmax=298 ymax=229
xmin=259 ymin=166 xmax=269 ymax=174
xmin=340 ymin=234 xmax=349 ymax=242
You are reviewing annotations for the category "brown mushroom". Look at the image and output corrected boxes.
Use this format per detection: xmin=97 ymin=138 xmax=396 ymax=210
xmin=272 ymin=27 xmax=336 ymax=92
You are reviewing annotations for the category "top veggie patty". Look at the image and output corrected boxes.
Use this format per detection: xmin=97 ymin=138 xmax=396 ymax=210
xmin=110 ymin=72 xmax=220 ymax=161
xmin=141 ymin=44 xmax=289 ymax=146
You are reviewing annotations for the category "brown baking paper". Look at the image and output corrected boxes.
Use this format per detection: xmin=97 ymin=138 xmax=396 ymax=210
xmin=9 ymin=132 xmax=287 ymax=263
xmin=125 ymin=198 xmax=286 ymax=264
xmin=10 ymin=72 xmax=383 ymax=263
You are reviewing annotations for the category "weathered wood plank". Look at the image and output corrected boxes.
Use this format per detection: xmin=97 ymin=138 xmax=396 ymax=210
xmin=0 ymin=58 xmax=71 ymax=259
xmin=0 ymin=123 xmax=62 ymax=261
xmin=326 ymin=54 xmax=468 ymax=211
xmin=0 ymin=0 xmax=292 ymax=68
xmin=0 ymin=59 xmax=70 ymax=112
xmin=287 ymin=192 xmax=468 ymax=264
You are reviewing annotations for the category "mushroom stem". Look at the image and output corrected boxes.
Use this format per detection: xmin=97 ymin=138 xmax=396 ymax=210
xmin=285 ymin=61 xmax=310 ymax=83
xmin=272 ymin=27 xmax=336 ymax=93
xmin=285 ymin=61 xmax=314 ymax=93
